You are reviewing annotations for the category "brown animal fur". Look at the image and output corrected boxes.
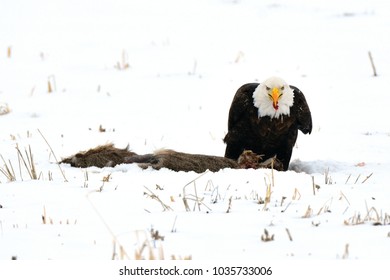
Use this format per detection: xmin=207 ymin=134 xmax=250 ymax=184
xmin=60 ymin=144 xmax=137 ymax=168
xmin=61 ymin=144 xmax=282 ymax=172
xmin=125 ymin=149 xmax=239 ymax=173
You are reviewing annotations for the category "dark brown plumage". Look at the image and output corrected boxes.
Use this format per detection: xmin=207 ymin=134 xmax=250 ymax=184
xmin=224 ymin=81 xmax=312 ymax=171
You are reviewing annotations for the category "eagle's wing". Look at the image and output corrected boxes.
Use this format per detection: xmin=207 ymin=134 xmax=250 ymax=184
xmin=290 ymin=85 xmax=312 ymax=134
xmin=227 ymin=83 xmax=259 ymax=131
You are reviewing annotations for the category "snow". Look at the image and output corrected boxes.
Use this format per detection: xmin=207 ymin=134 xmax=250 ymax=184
xmin=1 ymin=0 xmax=390 ymax=263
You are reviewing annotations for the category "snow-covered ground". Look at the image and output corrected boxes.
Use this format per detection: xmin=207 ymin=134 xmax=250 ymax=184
xmin=1 ymin=0 xmax=389 ymax=262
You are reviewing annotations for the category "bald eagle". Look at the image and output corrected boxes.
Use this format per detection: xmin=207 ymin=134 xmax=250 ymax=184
xmin=223 ymin=77 xmax=312 ymax=171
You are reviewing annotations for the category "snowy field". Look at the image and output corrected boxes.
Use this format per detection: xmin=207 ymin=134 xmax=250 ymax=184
xmin=1 ymin=0 xmax=390 ymax=266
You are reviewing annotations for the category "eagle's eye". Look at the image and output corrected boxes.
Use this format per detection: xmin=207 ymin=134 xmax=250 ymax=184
xmin=265 ymin=86 xmax=271 ymax=91
xmin=281 ymin=86 xmax=285 ymax=90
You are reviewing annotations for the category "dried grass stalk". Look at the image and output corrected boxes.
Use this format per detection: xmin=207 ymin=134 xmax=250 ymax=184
xmin=0 ymin=155 xmax=16 ymax=181
xmin=38 ymin=129 xmax=68 ymax=182
xmin=285 ymin=228 xmax=293 ymax=241
xmin=361 ymin=173 xmax=373 ymax=184
xmin=368 ymin=51 xmax=377 ymax=77
xmin=0 ymin=102 xmax=11 ymax=115
xmin=261 ymin=228 xmax=274 ymax=242
xmin=302 ymin=205 xmax=313 ymax=218
xmin=15 ymin=144 xmax=37 ymax=180
xmin=144 ymin=186 xmax=173 ymax=211
xmin=182 ymin=172 xmax=211 ymax=212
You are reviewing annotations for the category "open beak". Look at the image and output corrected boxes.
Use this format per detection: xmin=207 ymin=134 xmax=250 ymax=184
xmin=271 ymin=88 xmax=280 ymax=110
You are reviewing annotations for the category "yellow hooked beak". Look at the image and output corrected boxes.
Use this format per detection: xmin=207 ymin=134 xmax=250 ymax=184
xmin=271 ymin=87 xmax=280 ymax=110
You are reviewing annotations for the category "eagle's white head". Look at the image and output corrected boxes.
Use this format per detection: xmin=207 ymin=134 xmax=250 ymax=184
xmin=253 ymin=76 xmax=294 ymax=119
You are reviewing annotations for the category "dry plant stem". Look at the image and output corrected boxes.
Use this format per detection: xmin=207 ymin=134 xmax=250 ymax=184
xmin=312 ymin=176 xmax=316 ymax=195
xmin=171 ymin=215 xmax=178 ymax=233
xmin=111 ymin=240 xmax=117 ymax=260
xmin=344 ymin=207 xmax=389 ymax=226
xmin=47 ymin=75 xmax=56 ymax=93
xmin=209 ymin=182 xmax=219 ymax=204
xmin=86 ymin=191 xmax=130 ymax=259
xmin=16 ymin=152 xmax=23 ymax=180
xmin=302 ymin=205 xmax=313 ymax=218
xmin=361 ymin=172 xmax=373 ymax=184
xmin=292 ymin=188 xmax=301 ymax=200
xmin=193 ymin=181 xmax=201 ymax=211
xmin=384 ymin=214 xmax=390 ymax=225
xmin=354 ymin=174 xmax=361 ymax=184
xmin=158 ymin=243 xmax=164 ymax=260
xmin=205 ymin=179 xmax=215 ymax=191
xmin=368 ymin=51 xmax=377 ymax=77
xmin=261 ymin=228 xmax=274 ymax=242
xmin=42 ymin=206 xmax=47 ymax=224
xmin=148 ymin=242 xmax=155 ymax=260
xmin=342 ymin=243 xmax=349 ymax=259
xmin=366 ymin=207 xmax=380 ymax=222
xmin=26 ymin=145 xmax=37 ymax=179
xmin=184 ymin=194 xmax=212 ymax=212
xmin=83 ymin=170 xmax=89 ymax=188
xmin=37 ymin=129 xmax=68 ymax=182
xmin=265 ymin=184 xmax=272 ymax=203
xmin=190 ymin=59 xmax=197 ymax=76
xmin=281 ymin=201 xmax=292 ymax=213
xmin=134 ymin=237 xmax=162 ymax=260
xmin=182 ymin=171 xmax=209 ymax=212
xmin=0 ymin=155 xmax=16 ymax=181
xmin=183 ymin=171 xmax=209 ymax=190
xmin=340 ymin=191 xmax=351 ymax=206
xmin=115 ymin=50 xmax=130 ymax=70
xmin=345 ymin=174 xmax=351 ymax=184
xmin=317 ymin=197 xmax=333 ymax=215
xmin=15 ymin=145 xmax=37 ymax=179
xmin=144 ymin=186 xmax=173 ymax=211
xmin=182 ymin=197 xmax=191 ymax=212
xmin=48 ymin=170 xmax=53 ymax=181
xmin=226 ymin=196 xmax=233 ymax=213
xmin=134 ymin=240 xmax=148 ymax=260
xmin=364 ymin=201 xmax=379 ymax=221
xmin=280 ymin=196 xmax=287 ymax=207
xmin=285 ymin=228 xmax=293 ymax=241
xmin=48 ymin=80 xmax=53 ymax=93
xmin=120 ymin=245 xmax=127 ymax=260
xmin=262 ymin=179 xmax=272 ymax=210
xmin=324 ymin=168 xmax=330 ymax=184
